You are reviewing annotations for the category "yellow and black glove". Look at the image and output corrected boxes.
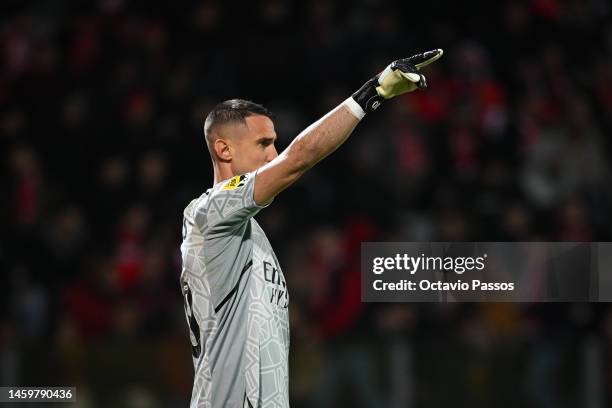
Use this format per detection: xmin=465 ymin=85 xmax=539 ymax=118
xmin=352 ymin=49 xmax=443 ymax=113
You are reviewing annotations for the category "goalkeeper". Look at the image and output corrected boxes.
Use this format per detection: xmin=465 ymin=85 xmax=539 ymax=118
xmin=180 ymin=49 xmax=443 ymax=408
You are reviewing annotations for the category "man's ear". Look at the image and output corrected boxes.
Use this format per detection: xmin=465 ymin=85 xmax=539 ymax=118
xmin=214 ymin=138 xmax=232 ymax=162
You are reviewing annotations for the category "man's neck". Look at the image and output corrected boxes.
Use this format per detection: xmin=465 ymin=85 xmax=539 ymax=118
xmin=213 ymin=163 xmax=234 ymax=185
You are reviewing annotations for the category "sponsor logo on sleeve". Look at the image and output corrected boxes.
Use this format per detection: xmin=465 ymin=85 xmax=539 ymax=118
xmin=222 ymin=174 xmax=247 ymax=191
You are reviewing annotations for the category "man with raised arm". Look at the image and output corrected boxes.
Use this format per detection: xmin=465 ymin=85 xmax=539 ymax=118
xmin=180 ymin=49 xmax=443 ymax=408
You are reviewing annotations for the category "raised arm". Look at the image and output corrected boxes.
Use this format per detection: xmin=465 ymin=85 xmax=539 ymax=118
xmin=254 ymin=49 xmax=443 ymax=206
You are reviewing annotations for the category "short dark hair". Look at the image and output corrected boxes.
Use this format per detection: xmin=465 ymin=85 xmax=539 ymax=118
xmin=204 ymin=99 xmax=273 ymax=137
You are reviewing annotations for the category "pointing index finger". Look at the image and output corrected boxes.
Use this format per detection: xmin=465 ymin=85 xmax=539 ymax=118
xmin=410 ymin=49 xmax=444 ymax=69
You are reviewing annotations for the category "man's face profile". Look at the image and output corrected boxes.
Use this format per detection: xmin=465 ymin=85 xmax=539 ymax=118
xmin=226 ymin=115 xmax=278 ymax=175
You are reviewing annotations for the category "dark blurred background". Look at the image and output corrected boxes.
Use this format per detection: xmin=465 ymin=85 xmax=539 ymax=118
xmin=1 ymin=0 xmax=612 ymax=407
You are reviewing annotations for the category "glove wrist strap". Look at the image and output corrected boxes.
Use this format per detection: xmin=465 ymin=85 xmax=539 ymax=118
xmin=351 ymin=77 xmax=384 ymax=114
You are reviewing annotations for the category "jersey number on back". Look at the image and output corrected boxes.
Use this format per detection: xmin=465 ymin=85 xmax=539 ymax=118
xmin=182 ymin=283 xmax=202 ymax=358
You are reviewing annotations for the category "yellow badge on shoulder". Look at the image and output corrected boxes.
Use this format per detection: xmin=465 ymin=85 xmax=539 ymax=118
xmin=222 ymin=175 xmax=246 ymax=191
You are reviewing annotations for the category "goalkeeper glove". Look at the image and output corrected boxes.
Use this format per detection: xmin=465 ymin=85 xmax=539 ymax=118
xmin=352 ymin=49 xmax=443 ymax=113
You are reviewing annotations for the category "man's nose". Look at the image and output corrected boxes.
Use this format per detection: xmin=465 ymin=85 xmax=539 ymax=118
xmin=267 ymin=146 xmax=278 ymax=162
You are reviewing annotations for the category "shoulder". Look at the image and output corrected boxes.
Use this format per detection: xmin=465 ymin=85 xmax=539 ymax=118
xmin=212 ymin=172 xmax=254 ymax=195
xmin=207 ymin=172 xmax=257 ymax=207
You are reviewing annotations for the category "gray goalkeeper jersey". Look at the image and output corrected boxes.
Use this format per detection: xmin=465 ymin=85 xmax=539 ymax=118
xmin=180 ymin=171 xmax=290 ymax=408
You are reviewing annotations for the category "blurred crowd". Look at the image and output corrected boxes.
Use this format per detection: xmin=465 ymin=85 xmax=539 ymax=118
xmin=2 ymin=0 xmax=612 ymax=407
